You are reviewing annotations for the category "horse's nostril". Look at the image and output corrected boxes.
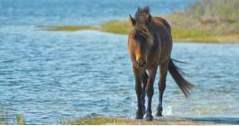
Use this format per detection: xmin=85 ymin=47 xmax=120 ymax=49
xmin=137 ymin=59 xmax=146 ymax=67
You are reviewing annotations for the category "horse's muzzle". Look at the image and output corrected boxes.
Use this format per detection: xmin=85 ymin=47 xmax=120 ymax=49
xmin=136 ymin=59 xmax=146 ymax=68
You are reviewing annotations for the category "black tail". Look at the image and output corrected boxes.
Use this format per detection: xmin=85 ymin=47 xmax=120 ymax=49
xmin=168 ymin=59 xmax=194 ymax=97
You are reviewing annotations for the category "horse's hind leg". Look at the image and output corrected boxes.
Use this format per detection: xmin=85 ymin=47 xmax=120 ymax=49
xmin=156 ymin=61 xmax=169 ymax=117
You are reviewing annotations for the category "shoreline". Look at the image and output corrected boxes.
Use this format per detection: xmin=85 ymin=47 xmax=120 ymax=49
xmin=63 ymin=116 xmax=239 ymax=125
xmin=40 ymin=20 xmax=239 ymax=43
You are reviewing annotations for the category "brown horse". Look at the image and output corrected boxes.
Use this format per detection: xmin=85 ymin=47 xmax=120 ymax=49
xmin=128 ymin=7 xmax=194 ymax=121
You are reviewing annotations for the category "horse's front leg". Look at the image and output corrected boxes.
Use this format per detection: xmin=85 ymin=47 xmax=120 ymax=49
xmin=141 ymin=71 xmax=148 ymax=115
xmin=156 ymin=61 xmax=169 ymax=117
xmin=133 ymin=66 xmax=144 ymax=119
xmin=145 ymin=66 xmax=157 ymax=121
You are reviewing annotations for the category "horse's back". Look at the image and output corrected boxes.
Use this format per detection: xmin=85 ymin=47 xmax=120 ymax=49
xmin=153 ymin=17 xmax=171 ymax=32
xmin=151 ymin=16 xmax=172 ymax=63
xmin=151 ymin=16 xmax=172 ymax=46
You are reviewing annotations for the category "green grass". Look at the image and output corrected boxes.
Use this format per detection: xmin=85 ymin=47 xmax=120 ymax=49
xmin=101 ymin=20 xmax=131 ymax=34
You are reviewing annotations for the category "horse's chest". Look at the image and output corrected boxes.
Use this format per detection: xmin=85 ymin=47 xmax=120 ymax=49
xmin=146 ymin=47 xmax=167 ymax=67
xmin=147 ymin=48 xmax=160 ymax=60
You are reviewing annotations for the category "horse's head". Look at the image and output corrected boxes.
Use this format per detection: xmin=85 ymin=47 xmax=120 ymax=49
xmin=129 ymin=6 xmax=153 ymax=68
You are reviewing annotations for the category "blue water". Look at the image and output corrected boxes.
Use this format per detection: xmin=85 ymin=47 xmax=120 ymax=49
xmin=0 ymin=0 xmax=193 ymax=25
xmin=0 ymin=0 xmax=239 ymax=124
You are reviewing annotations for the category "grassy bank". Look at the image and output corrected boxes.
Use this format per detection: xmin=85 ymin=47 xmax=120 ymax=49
xmin=41 ymin=17 xmax=239 ymax=43
xmin=41 ymin=20 xmax=131 ymax=35
xmin=41 ymin=0 xmax=239 ymax=43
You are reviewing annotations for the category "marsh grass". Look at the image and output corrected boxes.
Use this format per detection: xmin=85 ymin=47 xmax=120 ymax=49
xmin=41 ymin=20 xmax=130 ymax=34
xmin=101 ymin=20 xmax=131 ymax=34
xmin=0 ymin=107 xmax=25 ymax=125
xmin=16 ymin=114 xmax=25 ymax=125
xmin=0 ymin=107 xmax=7 ymax=125
xmin=41 ymin=25 xmax=98 ymax=32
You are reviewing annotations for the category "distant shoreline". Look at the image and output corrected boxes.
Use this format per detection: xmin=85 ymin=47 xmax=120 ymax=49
xmin=40 ymin=16 xmax=239 ymax=43
xmin=40 ymin=0 xmax=239 ymax=43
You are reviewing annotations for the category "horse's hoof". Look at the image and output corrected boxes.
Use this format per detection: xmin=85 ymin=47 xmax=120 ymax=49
xmin=156 ymin=111 xmax=162 ymax=117
xmin=145 ymin=114 xmax=153 ymax=121
xmin=135 ymin=111 xmax=144 ymax=119
xmin=156 ymin=106 xmax=163 ymax=117
xmin=136 ymin=115 xmax=143 ymax=119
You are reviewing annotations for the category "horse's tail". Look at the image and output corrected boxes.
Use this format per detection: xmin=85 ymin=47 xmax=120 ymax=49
xmin=168 ymin=59 xmax=194 ymax=97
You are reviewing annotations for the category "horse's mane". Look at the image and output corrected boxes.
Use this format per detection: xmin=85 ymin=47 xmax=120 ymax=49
xmin=135 ymin=6 xmax=151 ymax=22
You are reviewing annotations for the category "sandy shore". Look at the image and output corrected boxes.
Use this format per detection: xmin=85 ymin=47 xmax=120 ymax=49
xmin=65 ymin=116 xmax=239 ymax=125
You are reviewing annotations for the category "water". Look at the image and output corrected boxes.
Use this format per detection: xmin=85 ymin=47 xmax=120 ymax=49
xmin=0 ymin=0 xmax=239 ymax=124
xmin=0 ymin=0 xmax=193 ymax=25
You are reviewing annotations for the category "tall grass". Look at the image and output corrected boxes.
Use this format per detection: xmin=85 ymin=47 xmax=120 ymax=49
xmin=166 ymin=0 xmax=239 ymax=42
xmin=187 ymin=0 xmax=239 ymax=22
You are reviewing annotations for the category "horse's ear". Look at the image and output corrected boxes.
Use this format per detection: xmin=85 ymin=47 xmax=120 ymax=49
xmin=147 ymin=14 xmax=152 ymax=24
xmin=144 ymin=6 xmax=150 ymax=13
xmin=129 ymin=14 xmax=136 ymax=26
